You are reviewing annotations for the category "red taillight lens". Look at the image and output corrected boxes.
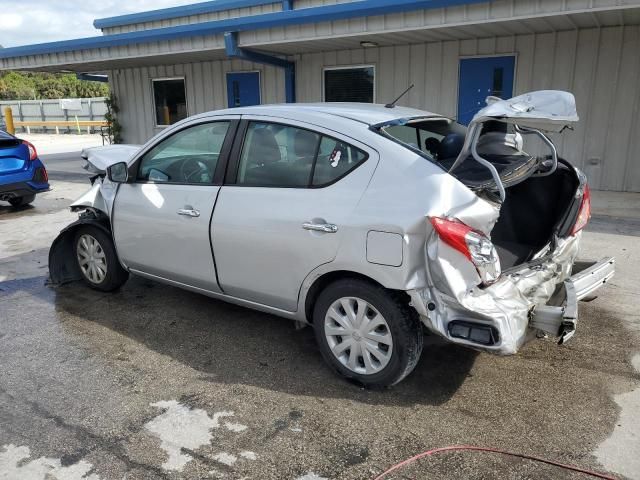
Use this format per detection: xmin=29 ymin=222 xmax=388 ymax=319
xmin=430 ymin=216 xmax=502 ymax=285
xmin=571 ymin=184 xmax=591 ymax=236
xmin=22 ymin=140 xmax=37 ymax=161
xmin=430 ymin=217 xmax=474 ymax=260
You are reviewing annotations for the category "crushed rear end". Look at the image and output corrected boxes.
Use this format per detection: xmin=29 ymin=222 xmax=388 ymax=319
xmin=393 ymin=91 xmax=615 ymax=354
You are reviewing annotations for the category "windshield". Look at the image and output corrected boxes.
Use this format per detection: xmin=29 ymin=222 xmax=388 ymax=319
xmin=377 ymin=117 xmax=467 ymax=167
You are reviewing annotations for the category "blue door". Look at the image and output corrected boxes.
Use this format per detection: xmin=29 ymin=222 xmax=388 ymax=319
xmin=457 ymin=56 xmax=515 ymax=125
xmin=226 ymin=72 xmax=261 ymax=108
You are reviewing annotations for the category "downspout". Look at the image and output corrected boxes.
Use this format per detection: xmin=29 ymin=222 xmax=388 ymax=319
xmin=224 ymin=31 xmax=296 ymax=103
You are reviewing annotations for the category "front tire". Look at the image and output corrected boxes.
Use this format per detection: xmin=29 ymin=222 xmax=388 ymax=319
xmin=313 ymin=279 xmax=423 ymax=387
xmin=74 ymin=226 xmax=129 ymax=291
xmin=9 ymin=194 xmax=35 ymax=207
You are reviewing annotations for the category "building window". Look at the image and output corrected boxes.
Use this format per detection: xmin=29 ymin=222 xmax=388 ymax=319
xmin=324 ymin=66 xmax=375 ymax=103
xmin=152 ymin=78 xmax=188 ymax=126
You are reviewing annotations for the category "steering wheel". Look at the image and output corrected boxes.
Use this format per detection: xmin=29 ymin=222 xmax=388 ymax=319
xmin=179 ymin=157 xmax=209 ymax=183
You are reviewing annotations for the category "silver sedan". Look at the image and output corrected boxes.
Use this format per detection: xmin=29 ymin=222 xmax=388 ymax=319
xmin=49 ymin=90 xmax=614 ymax=387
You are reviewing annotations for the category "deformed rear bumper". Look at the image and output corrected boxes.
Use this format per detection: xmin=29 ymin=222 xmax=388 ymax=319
xmin=530 ymin=257 xmax=615 ymax=344
xmin=410 ymin=234 xmax=615 ymax=355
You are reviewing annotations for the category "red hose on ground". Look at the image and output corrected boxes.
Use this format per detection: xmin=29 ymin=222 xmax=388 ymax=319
xmin=372 ymin=445 xmax=618 ymax=480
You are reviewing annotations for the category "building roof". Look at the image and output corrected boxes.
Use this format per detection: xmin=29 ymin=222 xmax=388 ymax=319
xmin=93 ymin=0 xmax=281 ymax=30
xmin=0 ymin=0 xmax=486 ymax=60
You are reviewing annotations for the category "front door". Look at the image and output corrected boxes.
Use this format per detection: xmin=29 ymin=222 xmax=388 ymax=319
xmin=211 ymin=118 xmax=378 ymax=311
xmin=112 ymin=118 xmax=238 ymax=291
xmin=457 ymin=56 xmax=515 ymax=125
xmin=226 ymin=72 xmax=261 ymax=108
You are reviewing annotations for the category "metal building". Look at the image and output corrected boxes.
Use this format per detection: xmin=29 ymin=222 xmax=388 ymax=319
xmin=2 ymin=0 xmax=640 ymax=191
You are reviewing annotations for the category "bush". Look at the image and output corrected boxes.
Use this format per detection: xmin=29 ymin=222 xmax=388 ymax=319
xmin=0 ymin=71 xmax=109 ymax=100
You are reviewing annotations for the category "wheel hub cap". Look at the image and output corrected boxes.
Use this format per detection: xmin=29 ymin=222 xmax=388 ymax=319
xmin=324 ymin=297 xmax=393 ymax=375
xmin=76 ymin=234 xmax=107 ymax=284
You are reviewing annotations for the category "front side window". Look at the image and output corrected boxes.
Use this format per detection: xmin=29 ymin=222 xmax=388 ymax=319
xmin=153 ymin=78 xmax=188 ymax=126
xmin=138 ymin=122 xmax=230 ymax=184
xmin=324 ymin=66 xmax=374 ymax=103
xmin=236 ymin=121 xmax=368 ymax=188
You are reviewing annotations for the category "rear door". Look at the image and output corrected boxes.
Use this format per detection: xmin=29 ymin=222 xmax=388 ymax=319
xmin=211 ymin=117 xmax=378 ymax=311
xmin=112 ymin=117 xmax=239 ymax=291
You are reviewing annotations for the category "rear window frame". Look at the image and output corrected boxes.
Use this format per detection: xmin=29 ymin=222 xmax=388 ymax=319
xmin=371 ymin=116 xmax=467 ymax=170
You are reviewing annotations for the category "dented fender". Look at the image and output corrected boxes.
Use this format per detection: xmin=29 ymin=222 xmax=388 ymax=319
xmin=48 ymin=213 xmax=113 ymax=285
xmin=70 ymin=177 xmax=118 ymax=217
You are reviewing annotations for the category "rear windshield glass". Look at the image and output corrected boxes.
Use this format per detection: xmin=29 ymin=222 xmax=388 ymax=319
xmin=377 ymin=118 xmax=467 ymax=167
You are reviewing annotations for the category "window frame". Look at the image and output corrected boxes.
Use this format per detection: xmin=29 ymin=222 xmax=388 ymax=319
xmin=151 ymin=76 xmax=189 ymax=128
xmin=225 ymin=119 xmax=369 ymax=189
xmin=322 ymin=64 xmax=376 ymax=103
xmin=132 ymin=119 xmax=240 ymax=187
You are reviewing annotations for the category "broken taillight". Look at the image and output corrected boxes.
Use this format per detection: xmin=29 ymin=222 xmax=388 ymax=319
xmin=571 ymin=184 xmax=591 ymax=236
xmin=430 ymin=217 xmax=502 ymax=285
xmin=22 ymin=140 xmax=38 ymax=161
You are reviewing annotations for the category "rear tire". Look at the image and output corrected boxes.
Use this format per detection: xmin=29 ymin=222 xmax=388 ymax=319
xmin=74 ymin=226 xmax=129 ymax=292
xmin=9 ymin=194 xmax=35 ymax=207
xmin=312 ymin=279 xmax=423 ymax=387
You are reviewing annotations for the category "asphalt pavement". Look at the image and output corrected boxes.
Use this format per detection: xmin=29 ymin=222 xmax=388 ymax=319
xmin=0 ymin=144 xmax=638 ymax=480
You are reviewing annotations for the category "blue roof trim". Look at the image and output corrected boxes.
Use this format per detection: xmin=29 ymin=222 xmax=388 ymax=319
xmin=0 ymin=0 xmax=488 ymax=60
xmin=94 ymin=0 xmax=280 ymax=30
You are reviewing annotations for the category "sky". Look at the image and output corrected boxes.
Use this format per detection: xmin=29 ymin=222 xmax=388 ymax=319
xmin=0 ymin=0 xmax=202 ymax=48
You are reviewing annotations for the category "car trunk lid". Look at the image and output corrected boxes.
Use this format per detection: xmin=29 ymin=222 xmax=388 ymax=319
xmin=0 ymin=136 xmax=29 ymax=175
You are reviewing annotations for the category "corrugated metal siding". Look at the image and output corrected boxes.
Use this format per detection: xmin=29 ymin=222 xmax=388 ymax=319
xmin=110 ymin=60 xmax=284 ymax=145
xmin=110 ymin=24 xmax=640 ymax=192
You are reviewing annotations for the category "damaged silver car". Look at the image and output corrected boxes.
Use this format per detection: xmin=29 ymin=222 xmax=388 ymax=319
xmin=49 ymin=90 xmax=614 ymax=387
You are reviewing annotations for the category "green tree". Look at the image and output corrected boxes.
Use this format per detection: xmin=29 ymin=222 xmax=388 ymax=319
xmin=0 ymin=70 xmax=109 ymax=100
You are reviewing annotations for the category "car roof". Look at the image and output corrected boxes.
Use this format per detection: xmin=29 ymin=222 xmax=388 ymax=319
xmin=192 ymin=103 xmax=441 ymax=126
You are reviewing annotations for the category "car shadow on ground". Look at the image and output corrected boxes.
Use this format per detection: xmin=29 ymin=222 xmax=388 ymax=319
xmin=0 ymin=203 xmax=34 ymax=216
xmin=41 ymin=274 xmax=479 ymax=407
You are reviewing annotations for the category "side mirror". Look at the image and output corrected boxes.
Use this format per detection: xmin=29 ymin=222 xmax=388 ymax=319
xmin=107 ymin=162 xmax=129 ymax=183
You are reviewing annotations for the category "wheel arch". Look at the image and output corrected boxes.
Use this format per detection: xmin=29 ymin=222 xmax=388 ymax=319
xmin=302 ymin=269 xmax=396 ymax=323
xmin=48 ymin=211 xmax=115 ymax=285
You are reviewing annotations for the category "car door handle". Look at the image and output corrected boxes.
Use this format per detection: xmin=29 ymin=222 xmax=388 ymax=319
xmin=302 ymin=222 xmax=338 ymax=233
xmin=177 ymin=208 xmax=200 ymax=217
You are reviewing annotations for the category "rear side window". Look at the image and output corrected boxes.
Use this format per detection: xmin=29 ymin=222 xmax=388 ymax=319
xmin=236 ymin=121 xmax=367 ymax=188
xmin=237 ymin=122 xmax=319 ymax=187
xmin=312 ymin=137 xmax=368 ymax=187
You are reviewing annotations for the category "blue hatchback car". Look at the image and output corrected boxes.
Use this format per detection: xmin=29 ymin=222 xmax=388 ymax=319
xmin=0 ymin=130 xmax=49 ymax=207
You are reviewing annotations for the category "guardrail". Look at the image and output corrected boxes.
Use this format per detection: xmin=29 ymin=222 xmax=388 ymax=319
xmin=0 ymin=97 xmax=107 ymax=134
xmin=14 ymin=120 xmax=108 ymax=135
